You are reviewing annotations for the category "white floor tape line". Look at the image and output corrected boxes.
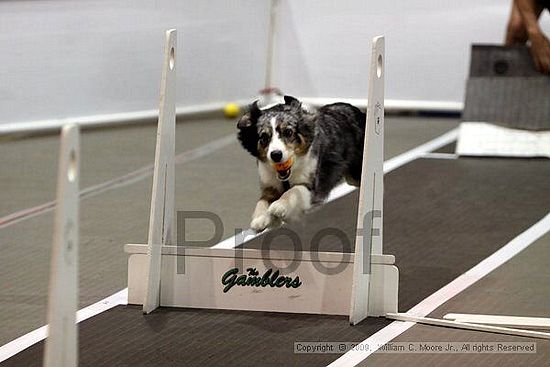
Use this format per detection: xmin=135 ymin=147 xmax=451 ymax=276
xmin=421 ymin=152 xmax=458 ymax=160
xmin=0 ymin=289 xmax=128 ymax=363
xmin=383 ymin=128 xmax=458 ymax=172
xmin=327 ymin=212 xmax=550 ymax=367
xmin=213 ymin=127 xmax=459 ymax=250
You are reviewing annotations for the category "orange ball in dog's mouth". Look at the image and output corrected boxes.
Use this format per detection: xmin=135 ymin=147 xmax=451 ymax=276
xmin=273 ymin=157 xmax=293 ymax=181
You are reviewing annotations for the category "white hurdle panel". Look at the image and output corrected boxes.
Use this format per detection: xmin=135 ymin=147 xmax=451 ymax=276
xmin=127 ymin=34 xmax=398 ymax=323
xmin=44 ymin=124 xmax=80 ymax=367
xmin=143 ymin=29 xmax=177 ymax=314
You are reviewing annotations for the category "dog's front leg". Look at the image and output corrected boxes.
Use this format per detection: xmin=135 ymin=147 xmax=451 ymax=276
xmin=268 ymin=185 xmax=312 ymax=222
xmin=250 ymin=199 xmax=272 ymax=232
xmin=250 ymin=187 xmax=281 ymax=232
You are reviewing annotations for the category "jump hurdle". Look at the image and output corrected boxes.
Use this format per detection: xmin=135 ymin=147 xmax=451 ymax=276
xmin=125 ymin=32 xmax=399 ymax=324
xmin=44 ymin=124 xmax=80 ymax=367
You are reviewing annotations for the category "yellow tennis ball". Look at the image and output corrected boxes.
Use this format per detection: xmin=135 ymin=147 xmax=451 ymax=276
xmin=223 ymin=103 xmax=241 ymax=119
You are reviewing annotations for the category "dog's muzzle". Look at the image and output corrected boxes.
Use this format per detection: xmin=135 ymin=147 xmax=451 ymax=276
xmin=273 ymin=157 xmax=293 ymax=181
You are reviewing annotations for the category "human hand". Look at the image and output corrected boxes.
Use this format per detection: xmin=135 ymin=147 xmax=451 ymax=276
xmin=529 ymin=32 xmax=550 ymax=74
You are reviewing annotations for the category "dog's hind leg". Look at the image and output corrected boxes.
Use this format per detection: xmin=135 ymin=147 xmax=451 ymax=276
xmin=313 ymin=160 xmax=347 ymax=203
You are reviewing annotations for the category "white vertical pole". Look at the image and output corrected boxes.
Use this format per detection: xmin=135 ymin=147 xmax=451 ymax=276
xmin=264 ymin=0 xmax=279 ymax=90
xmin=44 ymin=124 xmax=80 ymax=367
xmin=349 ymin=36 xmax=385 ymax=325
xmin=143 ymin=29 xmax=177 ymax=314
xmin=259 ymin=0 xmax=282 ymax=108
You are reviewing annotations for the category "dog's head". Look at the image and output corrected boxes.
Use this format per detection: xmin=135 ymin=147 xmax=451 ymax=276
xmin=237 ymin=96 xmax=315 ymax=181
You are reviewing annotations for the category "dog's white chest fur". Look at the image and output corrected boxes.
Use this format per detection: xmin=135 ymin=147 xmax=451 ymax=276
xmin=289 ymin=151 xmax=318 ymax=186
xmin=258 ymin=161 xmax=283 ymax=190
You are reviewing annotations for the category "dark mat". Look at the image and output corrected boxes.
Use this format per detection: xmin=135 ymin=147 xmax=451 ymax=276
xmin=385 ymin=157 xmax=550 ymax=310
xmin=360 ymin=234 xmax=550 ymax=366
xmin=361 ymin=324 xmax=550 ymax=367
xmin=3 ymin=157 xmax=550 ymax=367
xmin=462 ymin=45 xmax=550 ymax=131
xmin=2 ymin=306 xmax=389 ymax=367
xmin=426 ymin=232 xmax=550 ymax=320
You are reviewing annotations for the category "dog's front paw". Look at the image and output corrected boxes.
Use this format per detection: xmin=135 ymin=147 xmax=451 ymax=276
xmin=250 ymin=214 xmax=272 ymax=232
xmin=267 ymin=200 xmax=288 ymax=220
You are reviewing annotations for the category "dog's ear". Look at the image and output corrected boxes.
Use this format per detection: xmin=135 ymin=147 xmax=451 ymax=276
xmin=236 ymin=101 xmax=261 ymax=157
xmin=297 ymin=113 xmax=315 ymax=149
xmin=237 ymin=101 xmax=260 ymax=129
xmin=284 ymin=95 xmax=301 ymax=110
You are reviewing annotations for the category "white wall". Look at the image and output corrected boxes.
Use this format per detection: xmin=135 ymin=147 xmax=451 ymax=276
xmin=0 ymin=0 xmax=269 ymax=125
xmin=2 ymin=1 xmax=549 ymax=127
xmin=274 ymin=0 xmax=550 ymax=103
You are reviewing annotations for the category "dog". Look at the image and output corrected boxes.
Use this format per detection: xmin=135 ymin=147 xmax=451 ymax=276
xmin=237 ymin=96 xmax=366 ymax=232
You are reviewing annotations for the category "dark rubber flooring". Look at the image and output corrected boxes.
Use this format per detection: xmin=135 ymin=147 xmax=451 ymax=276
xmin=359 ymin=233 xmax=550 ymax=367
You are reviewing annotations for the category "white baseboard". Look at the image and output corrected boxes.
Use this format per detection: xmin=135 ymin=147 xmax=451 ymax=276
xmin=300 ymin=97 xmax=463 ymax=113
xmin=0 ymin=99 xmax=250 ymax=136
xmin=0 ymin=98 xmax=462 ymax=136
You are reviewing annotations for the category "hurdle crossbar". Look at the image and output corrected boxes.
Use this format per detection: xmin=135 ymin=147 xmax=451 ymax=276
xmin=443 ymin=313 xmax=550 ymax=330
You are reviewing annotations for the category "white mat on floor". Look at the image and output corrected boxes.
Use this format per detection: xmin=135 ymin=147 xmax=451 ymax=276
xmin=456 ymin=122 xmax=550 ymax=158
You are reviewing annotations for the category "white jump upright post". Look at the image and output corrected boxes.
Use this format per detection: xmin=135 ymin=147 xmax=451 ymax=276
xmin=350 ymin=36 xmax=385 ymax=325
xmin=44 ymin=124 xmax=80 ymax=367
xmin=143 ymin=29 xmax=177 ymax=314
xmin=260 ymin=0 xmax=281 ymax=106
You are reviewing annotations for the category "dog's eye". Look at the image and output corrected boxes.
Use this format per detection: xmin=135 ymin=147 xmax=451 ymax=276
xmin=282 ymin=128 xmax=294 ymax=138
xmin=259 ymin=133 xmax=269 ymax=145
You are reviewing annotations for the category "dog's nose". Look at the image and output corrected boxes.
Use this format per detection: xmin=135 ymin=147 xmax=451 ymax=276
xmin=270 ymin=150 xmax=283 ymax=162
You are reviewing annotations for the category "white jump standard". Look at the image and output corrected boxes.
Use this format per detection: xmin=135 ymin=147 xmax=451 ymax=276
xmin=142 ymin=29 xmax=177 ymax=314
xmin=44 ymin=124 xmax=80 ymax=367
xmin=126 ymin=34 xmax=399 ymax=324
